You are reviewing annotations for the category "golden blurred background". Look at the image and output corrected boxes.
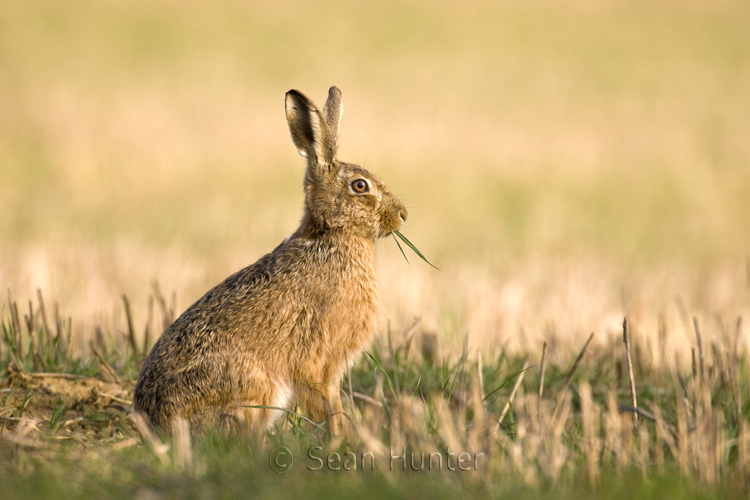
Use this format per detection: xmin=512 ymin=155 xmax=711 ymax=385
xmin=1 ymin=0 xmax=749 ymax=363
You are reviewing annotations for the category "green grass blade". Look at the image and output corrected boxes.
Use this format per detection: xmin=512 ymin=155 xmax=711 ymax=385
xmin=3 ymin=386 xmax=16 ymax=407
xmin=392 ymin=233 xmax=409 ymax=264
xmin=483 ymin=364 xmax=535 ymax=402
xmin=394 ymin=231 xmax=439 ymax=270
xmin=373 ymin=369 xmax=392 ymax=424
xmin=367 ymin=351 xmax=395 ymax=394
xmin=243 ymin=404 xmax=326 ymax=431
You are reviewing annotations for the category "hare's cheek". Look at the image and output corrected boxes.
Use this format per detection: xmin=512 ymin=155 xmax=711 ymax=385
xmin=357 ymin=194 xmax=378 ymax=211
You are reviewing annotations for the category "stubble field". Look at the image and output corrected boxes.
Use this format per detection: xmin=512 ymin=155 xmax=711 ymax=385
xmin=1 ymin=0 xmax=750 ymax=498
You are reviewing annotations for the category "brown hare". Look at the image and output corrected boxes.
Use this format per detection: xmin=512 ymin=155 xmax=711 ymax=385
xmin=134 ymin=87 xmax=407 ymax=433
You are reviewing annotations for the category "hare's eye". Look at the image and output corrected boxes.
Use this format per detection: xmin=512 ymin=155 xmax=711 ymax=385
xmin=351 ymin=179 xmax=369 ymax=193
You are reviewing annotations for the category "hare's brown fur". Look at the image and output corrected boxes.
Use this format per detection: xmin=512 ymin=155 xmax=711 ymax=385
xmin=134 ymin=87 xmax=407 ymax=432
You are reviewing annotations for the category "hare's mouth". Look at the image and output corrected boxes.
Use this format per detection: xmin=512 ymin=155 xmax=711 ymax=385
xmin=380 ymin=223 xmax=404 ymax=238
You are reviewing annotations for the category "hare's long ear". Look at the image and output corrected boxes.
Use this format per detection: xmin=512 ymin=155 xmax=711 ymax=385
xmin=321 ymin=86 xmax=343 ymax=146
xmin=285 ymin=90 xmax=336 ymax=170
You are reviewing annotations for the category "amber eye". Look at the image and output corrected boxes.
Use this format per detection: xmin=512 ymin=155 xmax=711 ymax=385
xmin=351 ymin=179 xmax=369 ymax=193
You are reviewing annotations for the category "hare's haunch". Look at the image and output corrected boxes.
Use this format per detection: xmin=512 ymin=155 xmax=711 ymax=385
xmin=134 ymin=87 xmax=407 ymax=432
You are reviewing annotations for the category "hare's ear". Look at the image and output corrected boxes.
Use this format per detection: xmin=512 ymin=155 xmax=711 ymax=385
xmin=321 ymin=86 xmax=343 ymax=146
xmin=285 ymin=90 xmax=336 ymax=168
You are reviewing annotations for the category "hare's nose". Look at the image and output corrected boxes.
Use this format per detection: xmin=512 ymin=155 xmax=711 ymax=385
xmin=399 ymin=208 xmax=408 ymax=223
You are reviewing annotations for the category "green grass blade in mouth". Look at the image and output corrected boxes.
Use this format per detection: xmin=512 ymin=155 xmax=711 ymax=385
xmin=394 ymin=231 xmax=440 ymax=270
xmin=392 ymin=233 xmax=409 ymax=264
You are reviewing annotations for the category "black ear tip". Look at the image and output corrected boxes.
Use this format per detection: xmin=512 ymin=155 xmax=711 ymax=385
xmin=286 ymin=90 xmax=302 ymax=104
xmin=286 ymin=90 xmax=305 ymax=113
xmin=328 ymin=86 xmax=341 ymax=97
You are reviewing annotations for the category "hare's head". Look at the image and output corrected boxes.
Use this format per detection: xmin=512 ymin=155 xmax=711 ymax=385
xmin=286 ymin=87 xmax=407 ymax=240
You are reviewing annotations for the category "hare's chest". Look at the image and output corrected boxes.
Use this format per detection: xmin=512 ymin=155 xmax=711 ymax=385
xmin=297 ymin=239 xmax=379 ymax=345
xmin=303 ymin=268 xmax=378 ymax=352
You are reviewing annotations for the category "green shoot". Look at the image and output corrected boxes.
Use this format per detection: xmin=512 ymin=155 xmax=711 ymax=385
xmin=18 ymin=391 xmax=35 ymax=417
xmin=49 ymin=397 xmax=68 ymax=429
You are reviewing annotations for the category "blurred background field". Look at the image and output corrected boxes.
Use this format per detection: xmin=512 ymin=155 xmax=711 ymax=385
xmin=1 ymin=0 xmax=749 ymax=363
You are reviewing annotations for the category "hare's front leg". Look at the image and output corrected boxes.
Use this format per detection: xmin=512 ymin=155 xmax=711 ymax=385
xmin=298 ymin=381 xmax=345 ymax=434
